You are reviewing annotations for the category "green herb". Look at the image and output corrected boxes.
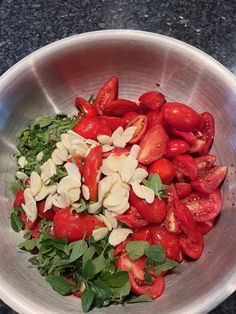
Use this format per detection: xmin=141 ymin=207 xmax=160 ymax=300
xmin=143 ymin=174 xmax=169 ymax=199
xmin=73 ymin=199 xmax=90 ymax=214
xmin=88 ymin=95 xmax=95 ymax=103
xmin=10 ymin=180 xmax=23 ymax=195
xmin=144 ymin=244 xmax=166 ymax=264
xmin=82 ymin=246 xmax=96 ymax=267
xmin=46 ymin=275 xmax=72 ymax=295
xmin=128 ymin=294 xmax=153 ymax=303
xmin=69 ymin=240 xmax=88 ymax=263
xmin=102 ymin=271 xmax=129 ymax=288
xmin=144 ymin=268 xmax=152 ymax=284
xmin=126 ymin=241 xmax=150 ymax=260
xmin=91 ymin=254 xmax=107 ymax=275
xmin=81 ymin=289 xmax=95 ymax=313
xmin=83 ymin=260 xmax=95 ymax=280
xmin=155 ymin=258 xmax=179 ymax=275
xmin=10 ymin=212 xmax=24 ymax=232
xmin=18 ymin=239 xmax=37 ymax=251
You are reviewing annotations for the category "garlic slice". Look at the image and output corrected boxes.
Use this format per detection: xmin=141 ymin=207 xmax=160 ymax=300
xmin=130 ymin=144 xmax=140 ymax=159
xmin=64 ymin=162 xmax=81 ymax=180
xmin=119 ymin=155 xmax=138 ymax=183
xmin=18 ymin=156 xmax=28 ymax=168
xmin=131 ymin=168 xmax=148 ymax=183
xmin=44 ymin=194 xmax=53 ymax=212
xmin=92 ymin=227 xmax=109 ymax=241
xmin=34 ymin=184 xmax=57 ymax=201
xmin=36 ymin=151 xmax=44 ymax=162
xmin=98 ymin=176 xmax=113 ymax=202
xmin=24 ymin=188 xmax=34 ymax=203
xmin=88 ymin=202 xmax=102 ymax=214
xmin=98 ymin=214 xmax=113 ymax=231
xmin=22 ymin=201 xmax=37 ymax=223
xmin=141 ymin=185 xmax=155 ymax=203
xmin=16 ymin=171 xmax=28 ymax=181
xmin=57 ymin=176 xmax=81 ymax=194
xmin=108 ymin=228 xmax=133 ymax=246
xmin=30 ymin=171 xmax=42 ymax=197
xmin=97 ymin=135 xmax=112 ymax=145
xmin=82 ymin=185 xmax=90 ymax=201
xmin=104 ymin=210 xmax=118 ymax=229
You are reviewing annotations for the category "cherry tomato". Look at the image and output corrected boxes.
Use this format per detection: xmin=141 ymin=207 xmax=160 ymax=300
xmin=83 ymin=145 xmax=102 ymax=201
xmin=171 ymin=154 xmax=198 ymax=181
xmin=123 ymin=111 xmax=139 ymax=121
xmin=99 ymin=116 xmax=127 ymax=131
xmin=74 ymin=96 xmax=98 ymax=117
xmin=37 ymin=200 xmax=55 ymax=221
xmin=168 ymin=127 xmax=197 ymax=144
xmin=198 ymin=112 xmax=215 ymax=155
xmin=30 ymin=220 xmax=41 ymax=239
xmin=182 ymin=189 xmax=222 ymax=222
xmin=18 ymin=212 xmax=39 ymax=230
xmin=197 ymin=219 xmax=215 ymax=235
xmin=191 ymin=166 xmax=227 ymax=194
xmin=189 ymin=138 xmax=206 ymax=153
xmin=138 ymin=124 xmax=169 ymax=165
xmin=163 ymin=102 xmax=200 ymax=132
xmin=53 ymin=208 xmax=104 ymax=242
xmin=166 ymin=139 xmax=190 ymax=157
xmin=73 ymin=117 xmax=112 ymax=140
xmin=102 ymin=147 xmax=130 ymax=158
xmin=93 ymin=76 xmax=118 ymax=115
xmin=175 ymin=182 xmax=192 ymax=199
xmin=132 ymin=228 xmax=151 ymax=242
xmin=164 ymin=184 xmax=181 ymax=234
xmin=67 ymin=156 xmax=84 ymax=175
xmin=66 ymin=276 xmax=84 ymax=298
xmin=117 ymin=206 xmax=148 ymax=229
xmin=148 ymin=158 xmax=176 ymax=184
xmin=13 ymin=188 xmax=25 ymax=207
xmin=114 ymin=240 xmax=130 ymax=257
xmin=103 ymin=99 xmax=140 ymax=117
xmin=139 ymin=91 xmax=166 ymax=111
xmin=195 ymin=155 xmax=216 ymax=171
xmin=147 ymin=110 xmax=165 ymax=129
xmin=129 ymin=189 xmax=167 ymax=224
xmin=178 ymin=234 xmax=204 ymax=260
xmin=126 ymin=115 xmax=147 ymax=144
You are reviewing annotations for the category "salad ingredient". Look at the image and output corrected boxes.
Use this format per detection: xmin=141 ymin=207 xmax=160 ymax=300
xmin=126 ymin=115 xmax=147 ymax=144
xmin=103 ymin=99 xmax=139 ymax=117
xmin=148 ymin=158 xmax=176 ymax=184
xmin=139 ymin=91 xmax=166 ymax=111
xmin=74 ymin=97 xmax=98 ymax=117
xmin=73 ymin=117 xmax=112 ymax=140
xmin=166 ymin=139 xmax=190 ymax=157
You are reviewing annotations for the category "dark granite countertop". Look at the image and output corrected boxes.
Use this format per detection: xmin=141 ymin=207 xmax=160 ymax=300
xmin=0 ymin=0 xmax=235 ymax=313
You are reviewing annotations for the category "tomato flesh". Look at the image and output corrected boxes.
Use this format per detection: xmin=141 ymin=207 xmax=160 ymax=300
xmin=195 ymin=155 xmax=216 ymax=171
xmin=149 ymin=158 xmax=176 ymax=184
xmin=146 ymin=110 xmax=165 ymax=129
xmin=171 ymin=154 xmax=198 ymax=181
xmin=73 ymin=117 xmax=112 ymax=140
xmin=37 ymin=200 xmax=55 ymax=221
xmin=13 ymin=188 xmax=25 ymax=207
xmin=175 ymin=182 xmax=192 ymax=199
xmin=198 ymin=112 xmax=215 ymax=155
xmin=126 ymin=115 xmax=147 ymax=144
xmin=117 ymin=206 xmax=148 ymax=229
xmin=103 ymin=99 xmax=140 ymax=117
xmin=74 ymin=97 xmax=98 ymax=117
xmin=123 ymin=111 xmax=139 ymax=121
xmin=178 ymin=234 xmax=204 ymax=260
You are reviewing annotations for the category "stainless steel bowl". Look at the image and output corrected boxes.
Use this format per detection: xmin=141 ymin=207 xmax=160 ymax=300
xmin=0 ymin=30 xmax=235 ymax=314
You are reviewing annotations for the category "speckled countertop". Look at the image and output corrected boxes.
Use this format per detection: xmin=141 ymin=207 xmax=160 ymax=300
xmin=0 ymin=0 xmax=235 ymax=313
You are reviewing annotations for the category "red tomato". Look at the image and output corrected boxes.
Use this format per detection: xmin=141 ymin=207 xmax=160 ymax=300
xmin=139 ymin=91 xmax=166 ymax=111
xmin=178 ymin=234 xmax=204 ymax=260
xmin=37 ymin=200 xmax=55 ymax=221
xmin=163 ymin=102 xmax=200 ymax=132
xmin=168 ymin=127 xmax=197 ymax=144
xmin=74 ymin=97 xmax=98 ymax=117
xmin=53 ymin=208 xmax=104 ymax=242
xmin=117 ymin=255 xmax=165 ymax=299
xmin=175 ymin=182 xmax=192 ymax=199
xmin=30 ymin=220 xmax=41 ymax=239
xmin=148 ymin=158 xmax=176 ymax=184
xmin=83 ymin=145 xmax=102 ymax=201
xmin=182 ymin=189 xmax=222 ymax=222
xmin=13 ymin=189 xmax=25 ymax=207
xmin=147 ymin=110 xmax=165 ymax=129
xmin=103 ymin=99 xmax=140 ymax=117
xmin=171 ymin=154 xmax=198 ymax=181
xmin=191 ymin=166 xmax=227 ymax=194
xmin=132 ymin=228 xmax=151 ymax=242
xmin=18 ymin=212 xmax=39 ymax=230
xmin=73 ymin=117 xmax=112 ymax=140
xmin=102 ymin=147 xmax=130 ymax=158
xmin=66 ymin=276 xmax=83 ymax=298
xmin=67 ymin=156 xmax=83 ymax=174
xmin=197 ymin=220 xmax=215 ymax=235
xmin=99 ymin=116 xmax=127 ymax=131
xmin=129 ymin=189 xmax=167 ymax=224
xmin=189 ymin=138 xmax=206 ymax=153
xmin=114 ymin=239 xmax=130 ymax=257
xmin=138 ymin=124 xmax=169 ymax=165
xmin=123 ymin=111 xmax=139 ymax=121
xmin=195 ymin=155 xmax=216 ymax=171
xmin=93 ymin=76 xmax=118 ymax=115
xmin=198 ymin=112 xmax=215 ymax=155
xmin=117 ymin=206 xmax=148 ymax=229
xmin=164 ymin=184 xmax=181 ymax=234
xmin=166 ymin=139 xmax=190 ymax=157
xmin=126 ymin=115 xmax=147 ymax=144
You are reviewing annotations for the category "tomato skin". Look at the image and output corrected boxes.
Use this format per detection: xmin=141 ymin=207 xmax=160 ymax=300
xmin=182 ymin=189 xmax=222 ymax=222
xmin=163 ymin=102 xmax=200 ymax=132
xmin=98 ymin=116 xmax=127 ymax=131
xmin=178 ymin=235 xmax=204 ymax=260
xmin=164 ymin=184 xmax=181 ymax=234
xmin=197 ymin=220 xmax=215 ymax=235
xmin=114 ymin=240 xmax=130 ymax=257
xmin=73 ymin=117 xmax=112 ymax=140
xmin=148 ymin=158 xmax=176 ymax=184
xmin=13 ymin=188 xmax=25 ymax=207
xmin=171 ymin=154 xmax=198 ymax=181
xmin=83 ymin=145 xmax=102 ymax=201
xmin=129 ymin=190 xmax=167 ymax=224
xmin=139 ymin=91 xmax=166 ymax=111
xmin=138 ymin=124 xmax=169 ymax=165
xmin=37 ymin=200 xmax=55 ymax=221
xmin=18 ymin=212 xmax=38 ymax=230
xmin=74 ymin=97 xmax=98 ymax=117
xmin=175 ymin=182 xmax=192 ymax=199
xmin=103 ymin=99 xmax=140 ymax=117
xmin=94 ymin=76 xmax=118 ymax=115
xmin=147 ymin=110 xmax=164 ymax=129
xmin=102 ymin=147 xmax=130 ymax=158
xmin=117 ymin=206 xmax=148 ymax=229
xmin=166 ymin=139 xmax=190 ymax=157
xmin=198 ymin=112 xmax=215 ymax=155
xmin=53 ymin=208 xmax=104 ymax=242
xmin=126 ymin=115 xmax=147 ymax=144
xmin=195 ymin=155 xmax=216 ymax=171
xmin=132 ymin=228 xmax=151 ymax=242
xmin=123 ymin=111 xmax=139 ymax=121
xmin=168 ymin=127 xmax=197 ymax=145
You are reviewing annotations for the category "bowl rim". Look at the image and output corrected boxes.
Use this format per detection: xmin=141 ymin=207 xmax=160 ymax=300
xmin=0 ymin=29 xmax=235 ymax=314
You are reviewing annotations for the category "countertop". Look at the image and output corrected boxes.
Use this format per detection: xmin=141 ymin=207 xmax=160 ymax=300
xmin=0 ymin=0 xmax=235 ymax=313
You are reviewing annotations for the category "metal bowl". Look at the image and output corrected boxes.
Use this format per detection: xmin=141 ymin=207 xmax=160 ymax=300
xmin=0 ymin=30 xmax=235 ymax=314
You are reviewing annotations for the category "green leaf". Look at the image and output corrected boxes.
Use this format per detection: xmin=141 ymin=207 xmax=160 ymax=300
xmin=19 ymin=239 xmax=37 ymax=251
xmin=83 ymin=260 xmax=95 ymax=279
xmin=145 ymin=244 xmax=166 ymax=264
xmin=108 ymin=248 xmax=114 ymax=261
xmin=81 ymin=288 xmax=95 ymax=313
xmin=128 ymin=294 xmax=153 ymax=303
xmin=126 ymin=241 xmax=150 ymax=260
xmin=144 ymin=268 xmax=152 ymax=284
xmin=88 ymin=95 xmax=95 ymax=103
xmin=111 ymin=279 xmax=130 ymax=298
xmin=10 ymin=180 xmax=23 ymax=195
xmin=155 ymin=259 xmax=179 ymax=275
xmin=10 ymin=212 xmax=23 ymax=232
xmin=69 ymin=240 xmax=88 ymax=262
xmin=102 ymin=271 xmax=129 ymax=288
xmin=91 ymin=254 xmax=106 ymax=275
xmin=90 ymin=279 xmax=111 ymax=298
xmin=73 ymin=199 xmax=90 ymax=213
xmin=83 ymin=246 xmax=96 ymax=267
xmin=46 ymin=275 xmax=71 ymax=295
xmin=143 ymin=174 xmax=169 ymax=200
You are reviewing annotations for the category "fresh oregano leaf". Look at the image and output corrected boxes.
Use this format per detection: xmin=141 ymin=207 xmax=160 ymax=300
xmin=81 ymin=288 xmax=95 ymax=313
xmin=126 ymin=241 xmax=150 ymax=260
xmin=69 ymin=240 xmax=88 ymax=262
xmin=46 ymin=275 xmax=72 ymax=295
xmin=128 ymin=294 xmax=153 ymax=303
xmin=91 ymin=254 xmax=106 ymax=275
xmin=145 ymin=244 xmax=166 ymax=264
xmin=10 ymin=212 xmax=24 ymax=232
xmin=90 ymin=279 xmax=111 ymax=299
xmin=102 ymin=270 xmax=129 ymax=288
xmin=83 ymin=260 xmax=95 ymax=280
xmin=83 ymin=246 xmax=96 ymax=267
xmin=19 ymin=239 xmax=37 ymax=251
xmin=144 ymin=268 xmax=152 ymax=284
xmin=155 ymin=258 xmax=179 ymax=275
xmin=143 ymin=174 xmax=169 ymax=200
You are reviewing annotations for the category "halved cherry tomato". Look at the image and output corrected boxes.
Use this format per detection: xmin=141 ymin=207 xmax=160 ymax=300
xmin=74 ymin=97 xmax=98 ymax=117
xmin=53 ymin=208 xmax=104 ymax=242
xmin=67 ymin=156 xmax=84 ymax=175
xmin=168 ymin=127 xmax=197 ymax=144
xmin=148 ymin=158 xmax=176 ymax=184
xmin=182 ymin=189 xmax=222 ymax=222
xmin=189 ymin=138 xmax=206 ymax=153
xmin=114 ymin=240 xmax=130 ymax=257
xmin=166 ymin=139 xmax=190 ymax=157
xmin=138 ymin=124 xmax=169 ymax=165
xmin=178 ymin=234 xmax=204 ymax=260
xmin=191 ymin=166 xmax=227 ymax=194
xmin=147 ymin=110 xmax=165 ymax=129
xmin=164 ymin=184 xmax=181 ymax=234
xmin=197 ymin=219 xmax=215 ymax=235
xmin=163 ymin=102 xmax=200 ymax=132
xmin=117 ymin=206 xmax=148 ymax=229
xmin=123 ymin=111 xmax=139 ymax=121
xmin=126 ymin=115 xmax=147 ymax=144
xmin=102 ymin=147 xmax=130 ymax=158
xmin=37 ymin=200 xmax=55 ymax=221
xmin=195 ymin=155 xmax=216 ymax=171
xmin=139 ymin=91 xmax=166 ymax=111
xmin=73 ymin=117 xmax=112 ymax=140
xmin=198 ymin=112 xmax=215 ymax=155
xmin=13 ymin=188 xmax=25 ymax=207
xmin=132 ymin=228 xmax=151 ymax=242
xmin=171 ymin=154 xmax=198 ymax=181
xmin=93 ymin=76 xmax=118 ymax=115
xmin=30 ymin=220 xmax=41 ymax=239
xmin=99 ymin=116 xmax=127 ymax=131
xmin=83 ymin=145 xmax=102 ymax=201
xmin=18 ymin=212 xmax=39 ymax=230
xmin=175 ymin=182 xmax=192 ymax=199
xmin=103 ymin=99 xmax=140 ymax=117
xmin=129 ymin=189 xmax=166 ymax=224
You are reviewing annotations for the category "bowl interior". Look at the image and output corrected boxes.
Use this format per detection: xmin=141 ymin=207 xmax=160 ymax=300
xmin=0 ymin=30 xmax=235 ymax=314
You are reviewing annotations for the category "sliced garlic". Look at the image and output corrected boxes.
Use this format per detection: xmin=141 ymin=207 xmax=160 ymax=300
xmin=104 ymin=210 xmax=118 ymax=229
xmin=111 ymin=127 xmax=123 ymax=141
xmin=57 ymin=176 xmax=81 ymax=194
xmin=22 ymin=201 xmax=37 ymax=223
xmin=98 ymin=214 xmax=113 ymax=231
xmin=30 ymin=171 xmax=42 ymax=197
xmin=97 ymin=135 xmax=112 ymax=145
xmin=41 ymin=158 xmax=57 ymax=183
xmin=88 ymin=202 xmax=102 ymax=214
xmin=36 ymin=151 xmax=44 ymax=162
xmin=92 ymin=227 xmax=109 ymax=241
xmin=34 ymin=184 xmax=57 ymax=201
xmin=86 ymin=139 xmax=98 ymax=146
xmin=107 ymin=198 xmax=129 ymax=215
xmin=141 ymin=185 xmax=155 ymax=203
xmin=119 ymin=155 xmax=138 ymax=183
xmin=130 ymin=144 xmax=140 ymax=159
xmin=108 ymin=228 xmax=133 ymax=246
xmin=52 ymin=147 xmax=68 ymax=165
xmin=131 ymin=181 xmax=144 ymax=199
xmin=102 ymin=145 xmax=114 ymax=153
xmin=18 ymin=156 xmax=28 ymax=168
xmin=16 ymin=171 xmax=28 ymax=181
xmin=122 ymin=126 xmax=136 ymax=143
xmin=131 ymin=168 xmax=148 ymax=183
xmin=44 ymin=194 xmax=53 ymax=212
xmin=52 ymin=194 xmax=67 ymax=208
xmin=82 ymin=184 xmax=90 ymax=201
xmin=67 ymin=188 xmax=81 ymax=203
xmin=24 ymin=188 xmax=34 ymax=203
xmin=64 ymin=162 xmax=81 ymax=180
xmin=61 ymin=134 xmax=71 ymax=151
xmin=60 ymin=191 xmax=71 ymax=207
xmin=112 ymin=136 xmax=126 ymax=148
xmin=98 ymin=176 xmax=113 ymax=202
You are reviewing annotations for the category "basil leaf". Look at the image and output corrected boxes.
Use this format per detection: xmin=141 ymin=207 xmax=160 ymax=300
xmin=126 ymin=241 xmax=150 ymax=260
xmin=83 ymin=260 xmax=95 ymax=279
xmin=128 ymin=294 xmax=153 ymax=303
xmin=19 ymin=239 xmax=37 ymax=251
xmin=46 ymin=275 xmax=71 ymax=295
xmin=81 ymin=288 xmax=95 ymax=313
xmin=10 ymin=212 xmax=23 ymax=232
xmin=102 ymin=270 xmax=129 ymax=288
xmin=155 ymin=259 xmax=179 ymax=275
xmin=69 ymin=240 xmax=88 ymax=262
xmin=145 ymin=244 xmax=166 ymax=264
xmin=91 ymin=254 xmax=106 ymax=275
xmin=83 ymin=246 xmax=96 ymax=267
